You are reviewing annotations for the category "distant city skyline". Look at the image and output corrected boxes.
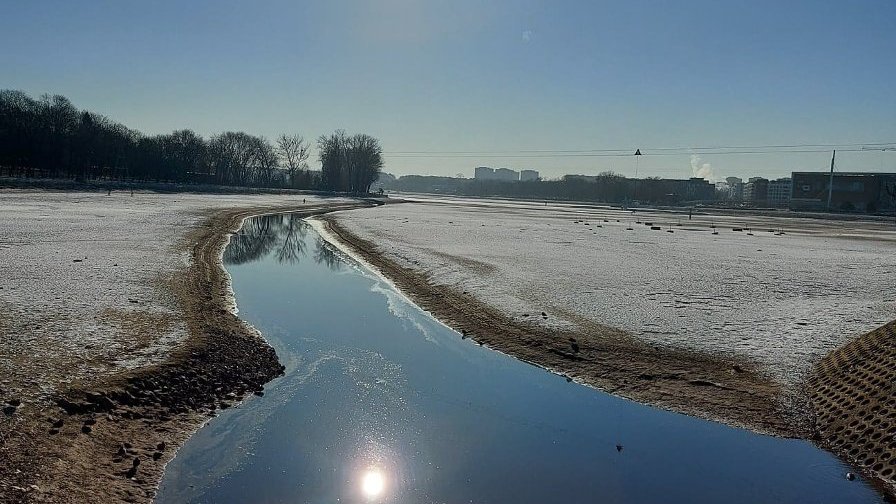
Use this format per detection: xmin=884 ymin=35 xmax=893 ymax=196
xmin=3 ymin=0 xmax=894 ymax=181
xmin=399 ymin=146 xmax=895 ymax=182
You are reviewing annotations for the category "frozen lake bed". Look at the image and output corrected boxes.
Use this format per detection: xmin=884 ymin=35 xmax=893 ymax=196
xmin=332 ymin=196 xmax=896 ymax=387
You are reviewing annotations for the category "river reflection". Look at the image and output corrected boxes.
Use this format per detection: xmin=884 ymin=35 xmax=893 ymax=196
xmin=157 ymin=214 xmax=883 ymax=504
xmin=225 ymin=214 xmax=340 ymax=270
xmin=361 ymin=468 xmax=386 ymax=499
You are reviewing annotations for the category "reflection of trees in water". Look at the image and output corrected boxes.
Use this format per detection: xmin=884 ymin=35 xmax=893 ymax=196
xmin=314 ymin=237 xmax=343 ymax=271
xmin=224 ymin=214 xmax=310 ymax=265
xmin=275 ymin=214 xmax=308 ymax=264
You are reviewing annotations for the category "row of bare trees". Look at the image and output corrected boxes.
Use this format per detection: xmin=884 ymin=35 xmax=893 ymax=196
xmin=318 ymin=130 xmax=383 ymax=192
xmin=0 ymin=90 xmax=381 ymax=192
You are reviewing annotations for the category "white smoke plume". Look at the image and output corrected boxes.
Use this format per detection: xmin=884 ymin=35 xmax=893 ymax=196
xmin=690 ymin=154 xmax=715 ymax=181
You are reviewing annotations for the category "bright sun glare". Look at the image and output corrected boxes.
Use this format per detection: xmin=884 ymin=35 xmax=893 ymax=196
xmin=361 ymin=469 xmax=386 ymax=498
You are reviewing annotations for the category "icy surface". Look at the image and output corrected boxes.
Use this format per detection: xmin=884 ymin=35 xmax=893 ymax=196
xmin=0 ymin=190 xmax=340 ymax=404
xmin=333 ymin=196 xmax=896 ymax=385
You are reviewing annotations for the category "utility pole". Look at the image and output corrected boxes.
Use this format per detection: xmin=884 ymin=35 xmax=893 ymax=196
xmin=634 ymin=149 xmax=641 ymax=179
xmin=826 ymin=150 xmax=836 ymax=210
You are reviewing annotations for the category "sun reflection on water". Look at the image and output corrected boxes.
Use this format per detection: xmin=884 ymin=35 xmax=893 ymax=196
xmin=361 ymin=468 xmax=386 ymax=499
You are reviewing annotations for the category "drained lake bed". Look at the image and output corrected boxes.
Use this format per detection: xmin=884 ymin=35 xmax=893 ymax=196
xmin=157 ymin=213 xmax=884 ymax=503
xmin=332 ymin=197 xmax=896 ymax=387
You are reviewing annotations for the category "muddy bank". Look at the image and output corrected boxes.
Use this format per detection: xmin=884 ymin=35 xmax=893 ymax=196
xmin=319 ymin=216 xmax=796 ymax=437
xmin=809 ymin=319 xmax=896 ymax=498
xmin=0 ymin=201 xmax=370 ymax=503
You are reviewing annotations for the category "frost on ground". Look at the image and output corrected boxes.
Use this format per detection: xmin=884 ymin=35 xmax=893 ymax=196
xmin=333 ymin=196 xmax=896 ymax=387
xmin=0 ymin=190 xmax=336 ymax=408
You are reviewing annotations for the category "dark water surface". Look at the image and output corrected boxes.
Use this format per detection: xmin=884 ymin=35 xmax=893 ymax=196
xmin=157 ymin=214 xmax=882 ymax=504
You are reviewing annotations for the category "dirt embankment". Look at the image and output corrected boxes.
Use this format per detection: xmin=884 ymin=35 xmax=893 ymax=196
xmin=0 ymin=201 xmax=370 ymax=504
xmin=320 ymin=216 xmax=795 ymax=437
xmin=808 ymin=320 xmax=896 ymax=498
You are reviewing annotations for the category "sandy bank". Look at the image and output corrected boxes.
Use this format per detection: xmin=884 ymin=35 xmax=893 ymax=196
xmin=0 ymin=191 xmax=369 ymax=503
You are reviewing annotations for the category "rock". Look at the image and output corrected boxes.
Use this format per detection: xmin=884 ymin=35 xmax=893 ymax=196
xmin=51 ymin=418 xmax=64 ymax=428
xmin=132 ymin=457 xmax=140 ymax=467
xmin=56 ymin=397 xmax=94 ymax=415
xmin=253 ymin=390 xmax=264 ymax=397
xmin=48 ymin=428 xmax=59 ymax=435
xmin=846 ymin=472 xmax=855 ymax=481
xmin=85 ymin=392 xmax=115 ymax=410
xmin=157 ymin=441 xmax=166 ymax=451
xmin=83 ymin=417 xmax=96 ymax=426
xmin=126 ymin=467 xmax=137 ymax=478
xmin=3 ymin=405 xmax=16 ymax=416
xmin=81 ymin=425 xmax=92 ymax=434
xmin=616 ymin=444 xmax=624 ymax=453
xmin=152 ymin=452 xmax=162 ymax=461
xmin=117 ymin=444 xmax=128 ymax=457
xmin=6 ymin=398 xmax=21 ymax=407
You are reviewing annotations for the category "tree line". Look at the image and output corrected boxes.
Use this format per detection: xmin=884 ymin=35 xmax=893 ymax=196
xmin=0 ymin=90 xmax=382 ymax=192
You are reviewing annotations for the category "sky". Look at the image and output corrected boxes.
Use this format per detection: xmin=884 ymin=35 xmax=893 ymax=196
xmin=3 ymin=0 xmax=895 ymax=181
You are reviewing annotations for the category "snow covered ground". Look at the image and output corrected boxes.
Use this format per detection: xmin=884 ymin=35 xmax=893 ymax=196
xmin=332 ymin=196 xmax=896 ymax=386
xmin=0 ymin=190 xmax=341 ymax=406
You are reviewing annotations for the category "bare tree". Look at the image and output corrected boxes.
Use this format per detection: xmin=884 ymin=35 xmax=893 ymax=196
xmin=318 ymin=130 xmax=382 ymax=193
xmin=276 ymin=133 xmax=310 ymax=187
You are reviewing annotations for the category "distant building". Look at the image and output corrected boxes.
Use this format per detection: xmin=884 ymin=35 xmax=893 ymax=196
xmin=684 ymin=177 xmax=716 ymax=201
xmin=494 ymin=167 xmax=519 ymax=181
xmin=474 ymin=166 xmax=520 ymax=181
xmin=725 ymin=177 xmax=744 ymax=201
xmin=474 ymin=166 xmax=495 ymax=179
xmin=767 ymin=177 xmax=792 ymax=207
xmin=790 ymin=172 xmax=896 ymax=212
xmin=519 ymin=169 xmax=539 ymax=181
xmin=743 ymin=177 xmax=769 ymax=204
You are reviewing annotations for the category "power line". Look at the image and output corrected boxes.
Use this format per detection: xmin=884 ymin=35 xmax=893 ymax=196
xmin=385 ymin=146 xmax=896 ymax=159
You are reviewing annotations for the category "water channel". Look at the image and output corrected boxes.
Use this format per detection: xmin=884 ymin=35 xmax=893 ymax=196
xmin=157 ymin=213 xmax=881 ymax=503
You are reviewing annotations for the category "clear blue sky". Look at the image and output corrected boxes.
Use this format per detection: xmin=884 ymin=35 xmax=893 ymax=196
xmin=3 ymin=0 xmax=894 ymax=180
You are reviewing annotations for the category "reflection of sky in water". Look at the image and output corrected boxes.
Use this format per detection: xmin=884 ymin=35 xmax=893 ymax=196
xmin=157 ymin=215 xmax=884 ymax=504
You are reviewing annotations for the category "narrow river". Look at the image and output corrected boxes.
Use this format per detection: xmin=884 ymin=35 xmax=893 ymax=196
xmin=156 ymin=213 xmax=882 ymax=503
